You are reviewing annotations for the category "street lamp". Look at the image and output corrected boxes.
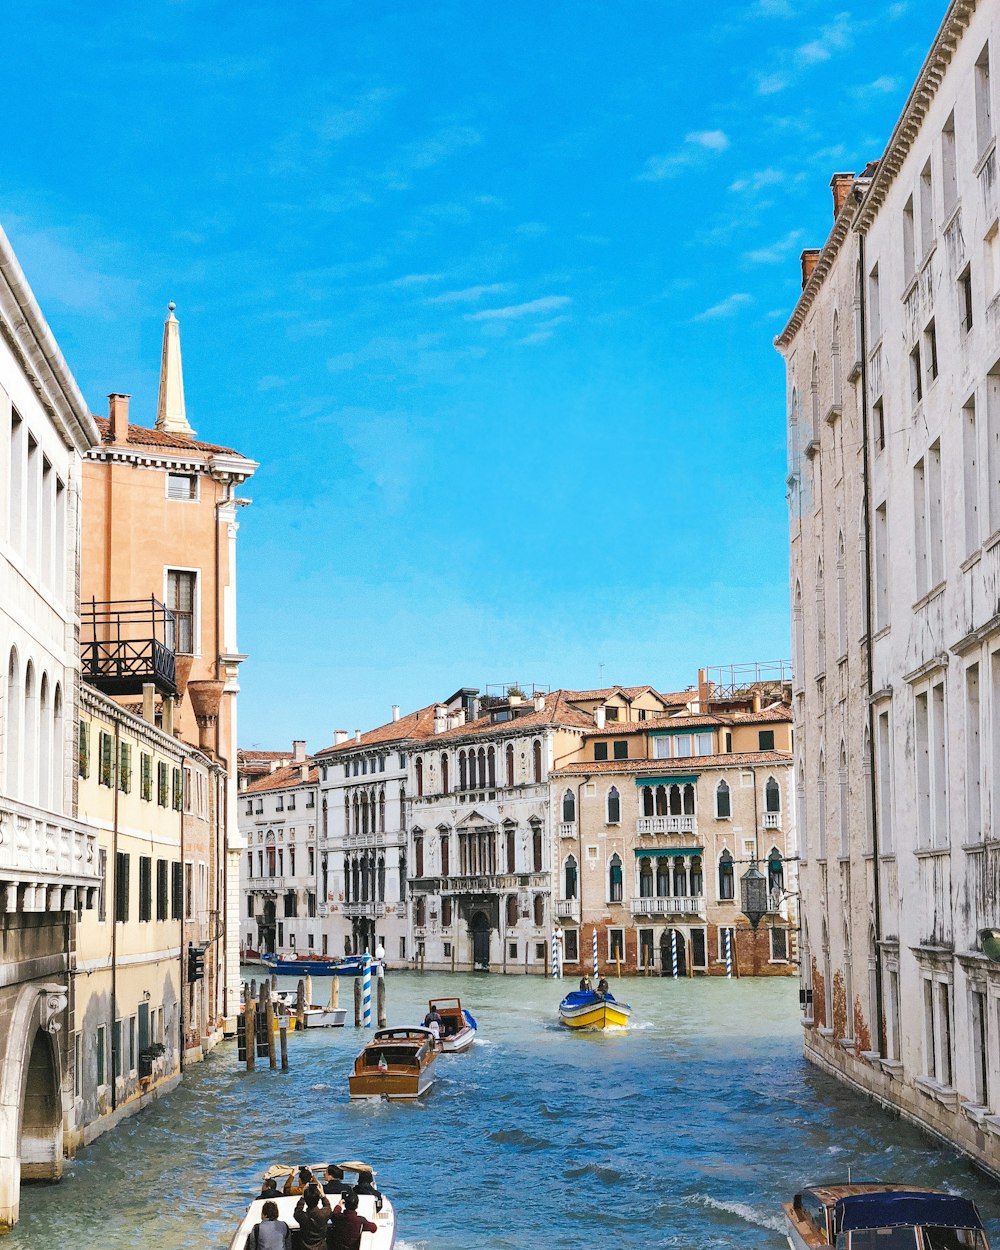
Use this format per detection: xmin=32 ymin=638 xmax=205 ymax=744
xmin=740 ymin=860 xmax=769 ymax=931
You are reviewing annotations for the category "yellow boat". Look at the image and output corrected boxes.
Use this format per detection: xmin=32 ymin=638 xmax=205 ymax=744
xmin=558 ymin=989 xmax=631 ymax=1029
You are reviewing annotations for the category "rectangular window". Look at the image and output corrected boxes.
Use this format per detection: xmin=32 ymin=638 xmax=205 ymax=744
xmin=564 ymin=929 xmax=579 ymax=963
xmin=924 ymin=977 xmax=937 ymax=1078
xmin=770 ymin=927 xmax=788 ymax=961
xmin=612 ymin=740 xmax=628 ymax=760
xmin=966 ymin=664 xmax=983 ymax=843
xmin=183 ymin=767 xmax=192 ymax=812
xmin=971 ymin=988 xmax=989 ymax=1106
xmin=873 ymin=398 xmax=885 ymax=454
xmin=535 ymin=942 xmax=546 ymax=960
xmin=156 ymin=859 xmax=168 ymax=920
xmin=923 ymin=320 xmax=938 ymax=386
xmin=942 ymin=112 xmax=957 ymax=219
xmin=877 ymin=708 xmax=894 ymax=854
xmin=73 ymin=1031 xmax=81 ymax=1098
xmin=914 ymin=456 xmax=928 ymax=596
xmin=140 ymin=752 xmax=152 ymax=801
xmin=875 ymin=503 xmax=889 ymax=630
xmin=276 ymin=795 xmax=284 ymax=811
xmin=887 ymin=968 xmax=901 ymax=1060
xmin=976 ymin=42 xmax=993 ymax=155
xmin=986 ymin=222 xmax=1000 ymax=302
xmin=759 ymin=730 xmax=775 ymax=751
xmin=927 ymin=441 xmax=944 ymax=588
xmin=99 ymin=731 xmax=114 ymax=787
xmin=902 ymin=196 xmax=916 ymax=284
xmin=919 ymin=161 xmax=934 ymax=258
xmin=98 ymin=848 xmax=108 ymax=922
xmin=165 ymin=569 xmax=196 ymax=655
xmin=939 ymin=981 xmax=954 ymax=1086
xmin=113 ymin=1019 xmax=122 ymax=1079
xmin=909 ymin=343 xmax=923 ymax=407
xmin=79 ymin=720 xmax=91 ymax=778
xmin=868 ymin=264 xmax=881 ymax=342
xmin=128 ymin=1016 xmax=136 ymax=1073
xmin=166 ymin=472 xmax=197 ymax=500
xmin=988 ymin=368 xmax=1000 ymax=536
xmin=114 ymin=851 xmax=130 ymax=923
xmin=593 ymin=742 xmax=608 ymax=761
xmin=608 ymin=929 xmax=624 ymax=961
xmin=508 ymin=942 xmax=518 ymax=960
xmin=915 ymin=691 xmax=931 ymax=848
xmin=172 ymin=767 xmax=182 ymax=811
xmin=96 ymin=1025 xmax=106 ymax=1088
xmin=157 ymin=761 xmax=169 ymax=807
xmin=184 ymin=861 xmax=193 ymax=920
xmin=171 ymin=861 xmax=183 ymax=920
xmin=139 ymin=857 xmax=152 ymax=922
xmin=932 ymin=680 xmax=948 ymax=848
xmin=964 ymin=397 xmax=980 ymax=554
xmin=119 ymin=742 xmax=132 ymax=794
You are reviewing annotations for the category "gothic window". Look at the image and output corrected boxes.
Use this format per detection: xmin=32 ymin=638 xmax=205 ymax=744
xmin=562 ymin=789 xmax=575 ymax=822
xmin=533 ymin=894 xmax=544 ymax=927
xmin=399 ymin=786 xmax=407 ymax=831
xmin=531 ymin=823 xmax=542 ymax=872
xmin=683 ymin=783 xmax=695 ymax=815
xmin=506 ymin=827 xmax=516 ymax=873
xmin=415 ymin=757 xmax=424 ymax=797
xmin=532 ymin=740 xmax=542 ymax=783
xmin=440 ymin=834 xmax=450 ymax=877
xmin=441 ymin=754 xmax=449 ymax=794
xmin=459 ymin=750 xmax=467 ymax=790
xmin=766 ymin=776 xmax=781 ymax=812
xmin=716 ymin=780 xmax=731 ymax=819
xmin=606 ymin=786 xmax=621 ymax=825
xmin=609 ymin=853 xmax=623 ymax=903
xmin=506 ymin=893 xmax=518 ymax=927
xmin=768 ymin=847 xmax=783 ymax=895
xmin=642 ymin=787 xmax=654 ymax=817
xmin=564 ymin=855 xmax=578 ymax=899
xmin=414 ymin=836 xmax=424 ymax=879
xmin=415 ymin=896 xmax=426 ymax=927
xmin=690 ymin=856 xmax=703 ymax=896
xmin=322 ymin=797 xmax=328 ymax=837
xmin=506 ymin=743 xmax=515 ymax=787
xmin=656 ymin=858 xmax=669 ymax=896
xmin=378 ymin=789 xmax=385 ymax=831
xmin=487 ymin=746 xmax=496 ymax=787
xmin=442 ymin=896 xmax=452 ymax=927
xmin=343 ymin=856 xmax=350 ymax=902
xmin=639 ymin=857 xmax=653 ymax=897
xmin=718 ymin=850 xmax=734 ymax=901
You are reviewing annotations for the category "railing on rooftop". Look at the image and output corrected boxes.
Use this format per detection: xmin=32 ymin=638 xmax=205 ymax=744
xmin=702 ymin=661 xmax=792 ymax=702
xmin=80 ymin=596 xmax=177 ymax=697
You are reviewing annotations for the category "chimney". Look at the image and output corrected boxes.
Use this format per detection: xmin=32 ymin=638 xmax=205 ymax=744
xmin=433 ymin=705 xmax=447 ymax=734
xmin=830 ymin=172 xmax=856 ymax=219
xmin=188 ymin=679 xmax=224 ymax=755
xmin=800 ymin=248 xmax=821 ymax=289
xmin=292 ymin=739 xmax=306 ymax=763
xmin=392 ymin=705 xmax=400 ymax=722
xmin=534 ymin=694 xmax=545 ymax=712
xmin=141 ymin=682 xmax=156 ymax=726
xmin=334 ymin=730 xmax=349 ymax=745
xmin=108 ymin=393 xmax=130 ymax=444
xmin=594 ymin=706 xmax=606 ymax=729
xmin=299 ymin=763 xmax=309 ymax=782
xmin=354 ymin=731 xmax=362 ymax=743
xmin=697 ymin=668 xmax=710 ymax=711
xmin=753 ymin=691 xmax=762 ymax=714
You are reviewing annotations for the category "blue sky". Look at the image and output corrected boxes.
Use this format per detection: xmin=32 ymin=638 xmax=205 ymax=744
xmin=4 ymin=0 xmax=944 ymax=748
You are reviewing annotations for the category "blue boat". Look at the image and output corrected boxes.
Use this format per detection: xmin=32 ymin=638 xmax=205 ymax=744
xmin=260 ymin=953 xmax=369 ymax=977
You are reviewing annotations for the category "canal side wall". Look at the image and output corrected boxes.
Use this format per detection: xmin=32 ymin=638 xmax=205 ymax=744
xmin=803 ymin=1029 xmax=1000 ymax=1182
xmin=65 ymin=1071 xmax=182 ymax=1151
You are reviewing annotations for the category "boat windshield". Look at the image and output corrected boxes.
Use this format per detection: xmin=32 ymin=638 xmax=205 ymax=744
xmin=921 ymin=1231 xmax=989 ymax=1250
xmin=842 ymin=1231 xmax=988 ymax=1250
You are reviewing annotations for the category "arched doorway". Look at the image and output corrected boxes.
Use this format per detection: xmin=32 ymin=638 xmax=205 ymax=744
xmin=258 ymin=899 xmax=277 ymax=954
xmin=470 ymin=911 xmax=491 ymax=970
xmin=659 ymin=929 xmax=687 ymax=976
xmin=19 ymin=1030 xmax=62 ymax=1185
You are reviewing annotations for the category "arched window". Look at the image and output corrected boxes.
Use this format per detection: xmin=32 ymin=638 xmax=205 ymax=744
xmin=839 ymin=741 xmax=849 ymax=856
xmin=415 ymin=895 xmax=426 ymax=927
xmin=669 ymin=785 xmax=682 ymax=815
xmin=606 ymin=786 xmax=621 ymax=824
xmin=531 ymin=822 xmax=542 ymax=871
xmin=6 ymin=648 xmax=20 ymax=798
xmin=642 ymin=787 xmax=654 ymax=817
xmin=52 ymin=681 xmax=63 ymax=812
xmin=343 ymin=856 xmax=351 ymax=902
xmin=378 ymin=789 xmax=385 ymax=832
xmin=837 ymin=529 xmax=848 ymax=656
xmin=440 ymin=833 xmax=450 ymax=877
xmin=683 ymin=783 xmax=695 ymax=815
xmin=399 ymin=850 xmax=407 ymax=892
xmin=399 ymin=785 xmax=407 ymax=831
xmin=768 ymin=846 xmax=783 ymax=895
xmin=793 ymin=579 xmax=805 ymax=689
xmin=506 ymin=744 xmax=515 ymax=787
xmin=562 ymin=789 xmax=575 ymax=822
xmin=38 ymin=673 xmax=50 ymax=809
xmin=716 ymin=780 xmax=731 ymax=819
xmin=377 ymin=855 xmax=385 ymax=901
xmin=655 ymin=858 xmax=669 ymax=896
xmin=459 ymin=750 xmax=467 ymax=790
xmin=816 ymin=557 xmax=826 ymax=675
xmin=360 ymin=791 xmax=369 ymax=836
xmin=797 ymin=760 xmax=808 ymax=862
xmin=673 ymin=857 xmax=686 ymax=896
xmin=810 ymin=352 xmax=819 ymax=441
xmin=789 ymin=386 xmax=800 ymax=477
xmin=415 ymin=757 xmax=424 ymax=797
xmin=323 ymin=797 xmax=329 ymax=837
xmin=441 ymin=754 xmax=449 ymax=794
xmin=765 ymin=776 xmax=780 ymax=812
xmin=506 ymin=827 xmax=516 ymax=872
xmin=442 ymin=896 xmax=452 ymax=927
xmin=477 ymin=747 xmax=486 ymax=789
xmin=487 ymin=747 xmax=496 ymax=788
xmin=532 ymin=740 xmax=542 ymax=783
xmin=831 ymin=311 xmax=842 ymax=408
xmin=718 ymin=850 xmax=734 ymax=901
xmin=533 ymin=894 xmax=544 ymax=927
xmin=351 ymin=857 xmax=360 ymax=901
xmin=564 ymin=855 xmax=578 ymax=899
xmin=506 ymin=893 xmax=518 ymax=926
xmin=414 ymin=836 xmax=424 ymax=878
xmin=609 ymin=853 xmax=623 ymax=902
xmin=638 ymin=857 xmax=653 ymax=898
xmin=690 ymin=856 xmax=703 ymax=896
xmin=655 ymin=785 xmax=667 ymax=816
xmin=817 ymin=750 xmax=827 ymax=857
xmin=24 ymin=661 xmax=36 ymax=806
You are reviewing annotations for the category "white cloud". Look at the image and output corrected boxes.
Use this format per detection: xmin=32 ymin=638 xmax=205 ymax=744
xmin=515 ymin=221 xmax=548 ymax=238
xmin=692 ymin=293 xmax=753 ymax=322
xmin=390 ymin=273 xmax=443 ymax=287
xmin=637 ymin=129 xmax=730 ymax=182
xmin=796 ymin=12 xmax=854 ymax=66
xmin=756 ymin=72 xmax=789 ymax=95
xmin=745 ymin=230 xmax=804 ymax=264
xmin=467 ymin=295 xmax=571 ymax=322
xmin=850 ymin=75 xmax=900 ymax=99
xmin=687 ymin=129 xmax=730 ymax=152
xmin=427 ymin=283 xmax=513 ymax=305
xmin=730 ymin=168 xmax=785 ymax=193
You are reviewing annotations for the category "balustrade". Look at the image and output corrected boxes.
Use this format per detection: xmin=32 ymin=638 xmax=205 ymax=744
xmin=0 ymin=797 xmax=100 ymax=912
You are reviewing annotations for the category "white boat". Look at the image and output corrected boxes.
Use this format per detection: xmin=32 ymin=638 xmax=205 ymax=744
xmin=228 ymin=1162 xmax=395 ymax=1249
xmin=426 ymin=997 xmax=477 ymax=1053
xmin=272 ymin=992 xmax=346 ymax=1029
xmin=784 ymin=1183 xmax=989 ymax=1250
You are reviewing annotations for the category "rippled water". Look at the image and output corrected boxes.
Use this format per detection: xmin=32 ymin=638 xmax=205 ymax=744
xmin=9 ymin=973 xmax=1000 ymax=1248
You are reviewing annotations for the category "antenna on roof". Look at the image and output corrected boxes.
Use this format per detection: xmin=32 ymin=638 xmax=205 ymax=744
xmin=598 ymin=663 xmax=605 ymax=684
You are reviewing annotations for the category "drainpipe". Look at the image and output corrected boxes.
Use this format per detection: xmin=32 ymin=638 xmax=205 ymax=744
xmin=178 ymin=753 xmax=186 ymax=1074
xmin=110 ymin=717 xmax=119 ymax=1112
xmin=856 ymin=213 xmax=886 ymax=1056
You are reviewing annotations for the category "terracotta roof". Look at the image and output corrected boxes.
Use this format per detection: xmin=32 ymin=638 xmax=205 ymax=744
xmin=551 ymin=751 xmax=793 ymax=777
xmin=238 ymin=749 xmax=295 ymax=763
xmin=93 ymin=415 xmax=239 ymax=456
xmin=729 ymin=705 xmax=793 ymax=724
xmin=420 ymin=690 xmax=596 ymax=746
xmin=242 ymin=763 xmax=318 ymax=794
xmin=315 ymin=704 xmax=442 ymax=756
xmin=564 ymin=684 xmax=681 ymax=704
xmin=583 ymin=705 xmax=791 ymax=736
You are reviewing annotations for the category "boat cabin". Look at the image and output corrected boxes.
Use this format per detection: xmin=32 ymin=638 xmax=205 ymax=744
xmin=786 ymin=1185 xmax=989 ymax=1250
xmin=362 ymin=1026 xmax=436 ymax=1063
xmin=428 ymin=998 xmax=467 ymax=1038
xmin=349 ymin=1027 xmax=437 ymax=1100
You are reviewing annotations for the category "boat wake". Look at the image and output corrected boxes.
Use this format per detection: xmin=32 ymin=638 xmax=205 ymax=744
xmin=488 ymin=1128 xmax=554 ymax=1151
xmin=693 ymin=1194 xmax=786 ymax=1233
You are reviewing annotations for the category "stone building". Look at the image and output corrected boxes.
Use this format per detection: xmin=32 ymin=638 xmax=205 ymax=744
xmin=776 ymin=0 xmax=1000 ymax=1176
xmin=0 ymin=225 xmax=102 ymax=1228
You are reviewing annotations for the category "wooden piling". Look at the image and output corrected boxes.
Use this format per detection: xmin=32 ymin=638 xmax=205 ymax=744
xmin=304 ymin=974 xmax=313 ymax=1006
xmin=250 ymin=978 xmax=257 ymax=1001
xmin=616 ymin=953 xmax=621 ymax=979
xmin=330 ymin=976 xmax=339 ymax=1009
xmin=377 ymin=976 xmax=387 ymax=1028
xmin=296 ymin=980 xmax=306 ymax=1031
xmin=262 ymin=983 xmax=277 ymax=1070
xmin=245 ymin=1000 xmax=256 ymax=1072
xmin=354 ymin=976 xmax=363 ymax=1027
xmin=279 ymin=1019 xmax=289 ymax=1072
xmin=271 ymin=974 xmax=277 ymax=992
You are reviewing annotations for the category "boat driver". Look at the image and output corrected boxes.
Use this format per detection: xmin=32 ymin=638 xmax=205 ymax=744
xmin=422 ymin=1005 xmax=443 ymax=1039
xmin=596 ymin=976 xmax=610 ymax=996
xmin=323 ymin=1164 xmax=348 ymax=1196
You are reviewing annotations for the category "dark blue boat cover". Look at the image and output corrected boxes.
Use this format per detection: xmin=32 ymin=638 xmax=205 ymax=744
xmin=560 ymin=990 xmax=613 ymax=1007
xmin=834 ymin=1192 xmax=983 ymax=1233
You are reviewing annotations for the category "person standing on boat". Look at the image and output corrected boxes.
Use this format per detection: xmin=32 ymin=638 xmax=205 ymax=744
xmin=326 ymin=1191 xmax=377 ymax=1250
xmin=422 ymin=1005 xmax=443 ymax=1039
xmin=244 ymin=1200 xmax=292 ymax=1250
xmin=294 ymin=1184 xmax=333 ymax=1250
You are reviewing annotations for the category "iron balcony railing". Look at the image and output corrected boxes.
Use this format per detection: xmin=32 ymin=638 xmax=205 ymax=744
xmin=80 ymin=596 xmax=177 ymax=696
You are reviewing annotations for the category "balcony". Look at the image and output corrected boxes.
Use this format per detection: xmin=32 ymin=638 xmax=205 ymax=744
xmin=630 ymin=896 xmax=705 ymax=917
xmin=636 ymin=816 xmax=696 ymax=835
xmin=343 ymin=831 xmax=386 ymax=848
xmin=81 ymin=597 xmax=177 ymax=697
xmin=763 ymin=811 xmax=781 ymax=829
xmin=558 ymin=821 xmax=577 ymax=839
xmin=343 ymin=901 xmax=386 ymax=919
xmin=0 ymin=797 xmax=101 ymax=912
xmin=444 ymin=872 xmax=549 ymax=894
xmin=555 ymin=897 xmax=580 ymax=922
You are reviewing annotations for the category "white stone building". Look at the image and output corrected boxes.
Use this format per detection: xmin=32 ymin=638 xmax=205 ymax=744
xmin=777 ymin=0 xmax=1000 ymax=1176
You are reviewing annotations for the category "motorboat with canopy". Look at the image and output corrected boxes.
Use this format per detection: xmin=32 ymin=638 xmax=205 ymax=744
xmin=784 ymin=1182 xmax=989 ymax=1249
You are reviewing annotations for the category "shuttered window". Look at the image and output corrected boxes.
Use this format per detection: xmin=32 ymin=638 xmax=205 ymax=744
xmin=139 ymin=857 xmax=152 ymax=922
xmin=114 ymin=852 xmax=130 ymax=922
xmin=165 ymin=569 xmax=196 ymax=654
xmin=156 ymin=859 xmax=168 ymax=920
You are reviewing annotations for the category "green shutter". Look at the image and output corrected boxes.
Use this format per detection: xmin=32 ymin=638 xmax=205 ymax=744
xmin=99 ymin=732 xmax=113 ymax=787
xmin=141 ymin=753 xmax=152 ymax=801
xmin=158 ymin=762 xmax=168 ymax=807
xmin=119 ymin=743 xmax=132 ymax=793
xmin=172 ymin=767 xmax=182 ymax=811
xmin=79 ymin=720 xmax=90 ymax=778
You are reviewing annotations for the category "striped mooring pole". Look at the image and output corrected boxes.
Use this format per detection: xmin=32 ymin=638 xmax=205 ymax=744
xmin=724 ymin=927 xmax=733 ymax=979
xmin=670 ymin=928 xmax=679 ymax=979
xmin=362 ymin=956 xmax=372 ymax=1028
xmin=592 ymin=928 xmax=599 ymax=980
xmin=551 ymin=931 xmax=560 ymax=979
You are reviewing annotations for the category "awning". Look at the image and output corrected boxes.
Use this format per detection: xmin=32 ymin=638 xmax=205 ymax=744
xmin=634 ymin=775 xmax=699 ymax=786
xmin=633 ymin=848 xmax=702 ymax=858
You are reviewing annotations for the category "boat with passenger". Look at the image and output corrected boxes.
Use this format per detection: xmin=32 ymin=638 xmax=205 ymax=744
xmin=426 ymin=997 xmax=477 ymax=1053
xmin=260 ymin=952 xmax=368 ymax=976
xmin=557 ymin=988 xmax=631 ymax=1030
xmin=784 ymin=1182 xmax=990 ymax=1249
xmin=227 ymin=1161 xmax=395 ymax=1249
xmin=349 ymin=1027 xmax=438 ymax=1100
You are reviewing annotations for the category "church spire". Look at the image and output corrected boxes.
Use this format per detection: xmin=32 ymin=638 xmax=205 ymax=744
xmin=155 ymin=301 xmax=195 ymax=437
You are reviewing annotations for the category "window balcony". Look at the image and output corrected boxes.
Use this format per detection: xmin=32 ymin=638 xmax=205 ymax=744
xmin=442 ymin=872 xmax=549 ymax=894
xmin=636 ymin=816 xmax=696 ymax=835
xmin=555 ymin=897 xmax=580 ymax=921
xmin=343 ymin=831 xmax=387 ymax=848
xmin=81 ymin=597 xmax=177 ymax=697
xmin=558 ymin=821 xmax=577 ymax=838
xmin=0 ymin=797 xmax=101 ymax=912
xmin=630 ymin=896 xmax=706 ymax=917
xmin=343 ymin=901 xmax=386 ymax=919
xmin=763 ymin=811 xmax=781 ymax=829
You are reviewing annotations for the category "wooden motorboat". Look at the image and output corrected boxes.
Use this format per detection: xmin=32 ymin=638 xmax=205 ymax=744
xmin=426 ymin=997 xmax=477 ymax=1053
xmin=558 ymin=988 xmax=631 ymax=1030
xmin=349 ymin=1027 xmax=437 ymax=1101
xmin=228 ymin=1161 xmax=395 ymax=1249
xmin=784 ymin=1183 xmax=989 ymax=1249
xmin=261 ymin=952 xmax=368 ymax=976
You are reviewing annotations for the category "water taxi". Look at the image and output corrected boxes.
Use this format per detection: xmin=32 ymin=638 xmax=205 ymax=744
xmin=260 ymin=952 xmax=368 ymax=976
xmin=349 ymin=1027 xmax=438 ymax=1100
xmin=426 ymin=998 xmax=477 ymax=1053
xmin=784 ymin=1183 xmax=989 ymax=1249
xmin=557 ymin=988 xmax=631 ymax=1029
xmin=273 ymin=993 xmax=347 ymax=1029
xmin=227 ymin=1161 xmax=395 ymax=1249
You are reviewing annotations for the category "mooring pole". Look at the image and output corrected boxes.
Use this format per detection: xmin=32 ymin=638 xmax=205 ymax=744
xmin=377 ymin=976 xmax=387 ymax=1028
xmin=296 ymin=980 xmax=306 ymax=1031
xmin=279 ymin=1017 xmax=289 ymax=1072
xmin=354 ymin=976 xmax=363 ymax=1027
xmin=262 ymin=984 xmax=276 ymax=1070
xmin=245 ymin=1000 xmax=256 ymax=1072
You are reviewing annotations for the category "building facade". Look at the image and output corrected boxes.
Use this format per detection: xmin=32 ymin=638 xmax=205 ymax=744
xmin=0 ymin=225 xmax=102 ymax=1228
xmin=777 ymin=0 xmax=1000 ymax=1176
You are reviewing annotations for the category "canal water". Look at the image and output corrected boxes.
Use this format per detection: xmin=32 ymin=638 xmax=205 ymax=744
xmin=9 ymin=973 xmax=1000 ymax=1248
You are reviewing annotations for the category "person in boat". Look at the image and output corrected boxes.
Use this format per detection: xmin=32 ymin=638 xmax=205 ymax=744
xmin=293 ymin=1183 xmax=333 ymax=1250
xmin=579 ymin=975 xmax=593 ymax=992
xmin=596 ymin=976 xmax=610 ymax=996
xmin=322 ymin=1164 xmax=347 ymax=1196
xmin=422 ymin=1005 xmax=443 ymax=1038
xmin=244 ymin=1199 xmax=292 ymax=1250
xmin=258 ymin=1177 xmax=281 ymax=1200
xmin=326 ymin=1190 xmax=377 ymax=1250
xmin=352 ymin=1170 xmax=384 ymax=1213
xmin=283 ymin=1165 xmax=314 ymax=1195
